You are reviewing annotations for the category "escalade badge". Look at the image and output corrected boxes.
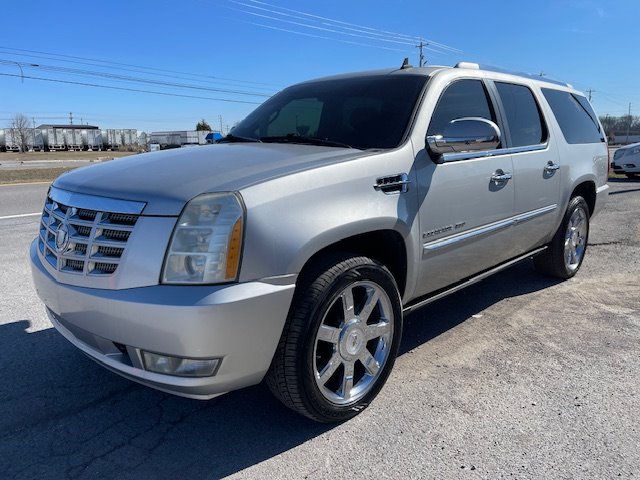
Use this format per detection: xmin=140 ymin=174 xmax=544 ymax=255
xmin=55 ymin=223 xmax=70 ymax=253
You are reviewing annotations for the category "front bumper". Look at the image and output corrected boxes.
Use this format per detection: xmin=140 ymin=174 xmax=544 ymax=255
xmin=612 ymin=161 xmax=640 ymax=174
xmin=30 ymin=239 xmax=296 ymax=399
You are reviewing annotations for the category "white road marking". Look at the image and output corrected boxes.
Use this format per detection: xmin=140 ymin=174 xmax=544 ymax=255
xmin=0 ymin=181 xmax=51 ymax=187
xmin=0 ymin=212 xmax=40 ymax=220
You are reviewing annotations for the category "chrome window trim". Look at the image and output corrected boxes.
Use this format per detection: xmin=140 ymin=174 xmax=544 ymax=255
xmin=49 ymin=185 xmax=146 ymax=215
xmin=441 ymin=143 xmax=548 ymax=163
xmin=423 ymin=204 xmax=557 ymax=254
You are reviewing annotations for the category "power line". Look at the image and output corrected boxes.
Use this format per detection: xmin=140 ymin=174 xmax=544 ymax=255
xmin=0 ymin=49 xmax=276 ymax=94
xmin=0 ymin=59 xmax=272 ymax=98
xmin=235 ymin=0 xmax=421 ymax=42
xmin=234 ymin=0 xmax=462 ymax=54
xmin=222 ymin=0 xmax=461 ymax=57
xmin=225 ymin=17 xmax=409 ymax=53
xmin=0 ymin=46 xmax=283 ymax=88
xmin=228 ymin=0 xmax=417 ymax=46
xmin=0 ymin=73 xmax=263 ymax=105
xmin=224 ymin=6 xmax=417 ymax=47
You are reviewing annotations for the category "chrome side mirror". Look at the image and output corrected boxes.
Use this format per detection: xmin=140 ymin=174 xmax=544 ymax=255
xmin=427 ymin=117 xmax=501 ymax=159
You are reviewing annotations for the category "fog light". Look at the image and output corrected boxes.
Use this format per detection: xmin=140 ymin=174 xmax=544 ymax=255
xmin=142 ymin=351 xmax=221 ymax=377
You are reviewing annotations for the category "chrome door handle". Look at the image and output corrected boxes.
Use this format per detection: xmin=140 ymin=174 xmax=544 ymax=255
xmin=491 ymin=170 xmax=512 ymax=185
xmin=544 ymin=161 xmax=560 ymax=173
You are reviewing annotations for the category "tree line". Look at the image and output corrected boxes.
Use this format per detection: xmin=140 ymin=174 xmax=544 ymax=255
xmin=599 ymin=114 xmax=640 ymax=136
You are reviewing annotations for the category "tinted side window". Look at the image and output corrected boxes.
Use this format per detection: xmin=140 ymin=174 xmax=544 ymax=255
xmin=542 ymin=89 xmax=602 ymax=144
xmin=496 ymin=82 xmax=546 ymax=147
xmin=427 ymin=79 xmax=495 ymax=136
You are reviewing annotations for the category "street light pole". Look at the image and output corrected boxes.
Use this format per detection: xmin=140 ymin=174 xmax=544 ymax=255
xmin=2 ymin=61 xmax=39 ymax=82
xmin=12 ymin=61 xmax=24 ymax=83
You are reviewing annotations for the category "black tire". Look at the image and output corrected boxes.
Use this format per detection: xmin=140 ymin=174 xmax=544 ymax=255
xmin=534 ymin=196 xmax=590 ymax=279
xmin=266 ymin=254 xmax=403 ymax=423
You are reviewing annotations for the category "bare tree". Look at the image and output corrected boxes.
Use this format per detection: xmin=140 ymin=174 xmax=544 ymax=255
xmin=8 ymin=113 xmax=31 ymax=152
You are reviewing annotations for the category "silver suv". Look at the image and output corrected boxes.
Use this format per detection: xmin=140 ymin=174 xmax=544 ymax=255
xmin=31 ymin=62 xmax=609 ymax=422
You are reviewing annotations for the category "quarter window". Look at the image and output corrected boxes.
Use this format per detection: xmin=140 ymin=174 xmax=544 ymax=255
xmin=427 ymin=79 xmax=496 ymax=136
xmin=496 ymin=82 xmax=546 ymax=147
xmin=542 ymin=89 xmax=602 ymax=144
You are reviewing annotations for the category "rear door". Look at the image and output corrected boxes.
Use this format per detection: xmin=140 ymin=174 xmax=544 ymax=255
xmin=490 ymin=81 xmax=561 ymax=253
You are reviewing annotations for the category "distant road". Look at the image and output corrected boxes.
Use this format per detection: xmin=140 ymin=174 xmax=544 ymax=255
xmin=0 ymin=159 xmax=104 ymax=170
xmin=0 ymin=183 xmax=49 ymax=218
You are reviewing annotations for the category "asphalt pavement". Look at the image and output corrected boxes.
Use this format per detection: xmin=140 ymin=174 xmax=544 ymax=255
xmin=0 ymin=180 xmax=638 ymax=479
xmin=0 ymin=182 xmax=48 ymax=217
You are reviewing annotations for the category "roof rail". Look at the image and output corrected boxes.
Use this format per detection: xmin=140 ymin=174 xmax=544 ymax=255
xmin=454 ymin=62 xmax=570 ymax=87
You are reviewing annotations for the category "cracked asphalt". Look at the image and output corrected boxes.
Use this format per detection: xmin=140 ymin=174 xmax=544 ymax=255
xmin=0 ymin=178 xmax=638 ymax=479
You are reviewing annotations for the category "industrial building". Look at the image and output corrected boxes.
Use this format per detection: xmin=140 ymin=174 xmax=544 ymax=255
xmin=149 ymin=130 xmax=223 ymax=149
xmin=0 ymin=124 xmax=138 ymax=152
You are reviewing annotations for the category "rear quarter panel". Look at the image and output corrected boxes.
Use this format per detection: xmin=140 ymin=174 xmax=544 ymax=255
xmin=536 ymin=88 xmax=608 ymax=227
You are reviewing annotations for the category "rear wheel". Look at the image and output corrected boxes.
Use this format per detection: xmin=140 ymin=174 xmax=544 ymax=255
xmin=534 ymin=196 xmax=589 ymax=279
xmin=267 ymin=255 xmax=402 ymax=422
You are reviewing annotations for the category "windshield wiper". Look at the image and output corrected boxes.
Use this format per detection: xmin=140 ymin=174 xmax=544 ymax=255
xmin=217 ymin=133 xmax=261 ymax=143
xmin=260 ymin=133 xmax=353 ymax=149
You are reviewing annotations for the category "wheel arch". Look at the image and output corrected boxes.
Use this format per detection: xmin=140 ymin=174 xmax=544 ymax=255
xmin=570 ymin=179 xmax=596 ymax=217
xmin=296 ymin=229 xmax=408 ymax=299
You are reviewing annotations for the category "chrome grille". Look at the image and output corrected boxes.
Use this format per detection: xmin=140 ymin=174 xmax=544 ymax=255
xmin=38 ymin=194 xmax=139 ymax=276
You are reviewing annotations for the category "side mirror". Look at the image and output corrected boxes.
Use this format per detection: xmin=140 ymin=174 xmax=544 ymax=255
xmin=427 ymin=117 xmax=501 ymax=159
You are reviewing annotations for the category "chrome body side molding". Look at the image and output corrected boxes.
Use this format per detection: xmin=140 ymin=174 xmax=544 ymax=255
xmin=423 ymin=204 xmax=557 ymax=255
xmin=404 ymin=246 xmax=548 ymax=314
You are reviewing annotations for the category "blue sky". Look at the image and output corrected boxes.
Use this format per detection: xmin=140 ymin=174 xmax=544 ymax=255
xmin=0 ymin=0 xmax=637 ymax=133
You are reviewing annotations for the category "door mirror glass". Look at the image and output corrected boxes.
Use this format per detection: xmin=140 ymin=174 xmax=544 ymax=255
xmin=427 ymin=117 xmax=501 ymax=157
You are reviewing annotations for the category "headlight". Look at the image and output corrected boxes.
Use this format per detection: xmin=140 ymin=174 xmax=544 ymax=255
xmin=162 ymin=192 xmax=245 ymax=284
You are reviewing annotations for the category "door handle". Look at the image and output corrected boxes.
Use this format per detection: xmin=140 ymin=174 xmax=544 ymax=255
xmin=544 ymin=161 xmax=560 ymax=173
xmin=491 ymin=170 xmax=512 ymax=185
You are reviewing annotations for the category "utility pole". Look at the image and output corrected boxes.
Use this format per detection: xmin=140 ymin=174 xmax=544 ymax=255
xmin=32 ymin=117 xmax=36 ymax=152
xmin=69 ymin=112 xmax=73 ymax=125
xmin=416 ymin=40 xmax=427 ymax=67
xmin=218 ymin=115 xmax=223 ymax=134
xmin=626 ymin=103 xmax=632 ymax=144
xmin=586 ymin=89 xmax=596 ymax=101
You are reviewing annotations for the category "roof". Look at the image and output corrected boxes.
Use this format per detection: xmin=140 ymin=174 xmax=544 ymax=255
xmin=297 ymin=62 xmax=572 ymax=90
xmin=300 ymin=66 xmax=443 ymax=84
xmin=37 ymin=124 xmax=99 ymax=130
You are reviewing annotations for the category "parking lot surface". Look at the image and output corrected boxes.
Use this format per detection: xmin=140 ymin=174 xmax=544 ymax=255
xmin=0 ymin=179 xmax=638 ymax=479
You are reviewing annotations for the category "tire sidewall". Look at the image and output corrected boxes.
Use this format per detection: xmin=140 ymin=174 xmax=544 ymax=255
xmin=298 ymin=258 xmax=403 ymax=422
xmin=557 ymin=196 xmax=590 ymax=278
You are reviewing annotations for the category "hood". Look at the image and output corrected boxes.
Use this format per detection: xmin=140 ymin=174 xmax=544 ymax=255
xmin=53 ymin=143 xmax=369 ymax=215
xmin=620 ymin=142 xmax=640 ymax=151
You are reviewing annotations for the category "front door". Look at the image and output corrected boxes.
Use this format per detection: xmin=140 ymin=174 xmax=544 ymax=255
xmin=414 ymin=78 xmax=517 ymax=297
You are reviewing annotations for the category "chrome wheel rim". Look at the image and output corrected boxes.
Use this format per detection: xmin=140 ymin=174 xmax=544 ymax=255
xmin=564 ymin=207 xmax=588 ymax=271
xmin=313 ymin=280 xmax=394 ymax=406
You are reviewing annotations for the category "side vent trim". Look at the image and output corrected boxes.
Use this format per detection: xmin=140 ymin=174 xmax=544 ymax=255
xmin=373 ymin=173 xmax=411 ymax=195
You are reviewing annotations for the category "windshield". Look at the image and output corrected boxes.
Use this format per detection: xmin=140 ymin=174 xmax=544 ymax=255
xmin=230 ymin=75 xmax=427 ymax=150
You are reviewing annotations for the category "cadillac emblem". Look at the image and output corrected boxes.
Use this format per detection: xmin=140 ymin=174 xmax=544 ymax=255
xmin=55 ymin=223 xmax=70 ymax=253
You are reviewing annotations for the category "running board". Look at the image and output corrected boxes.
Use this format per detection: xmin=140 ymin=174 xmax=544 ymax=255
xmin=402 ymin=246 xmax=548 ymax=314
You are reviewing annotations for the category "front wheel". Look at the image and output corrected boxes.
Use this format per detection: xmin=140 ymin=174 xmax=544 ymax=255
xmin=266 ymin=255 xmax=403 ymax=422
xmin=534 ymin=196 xmax=590 ymax=279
